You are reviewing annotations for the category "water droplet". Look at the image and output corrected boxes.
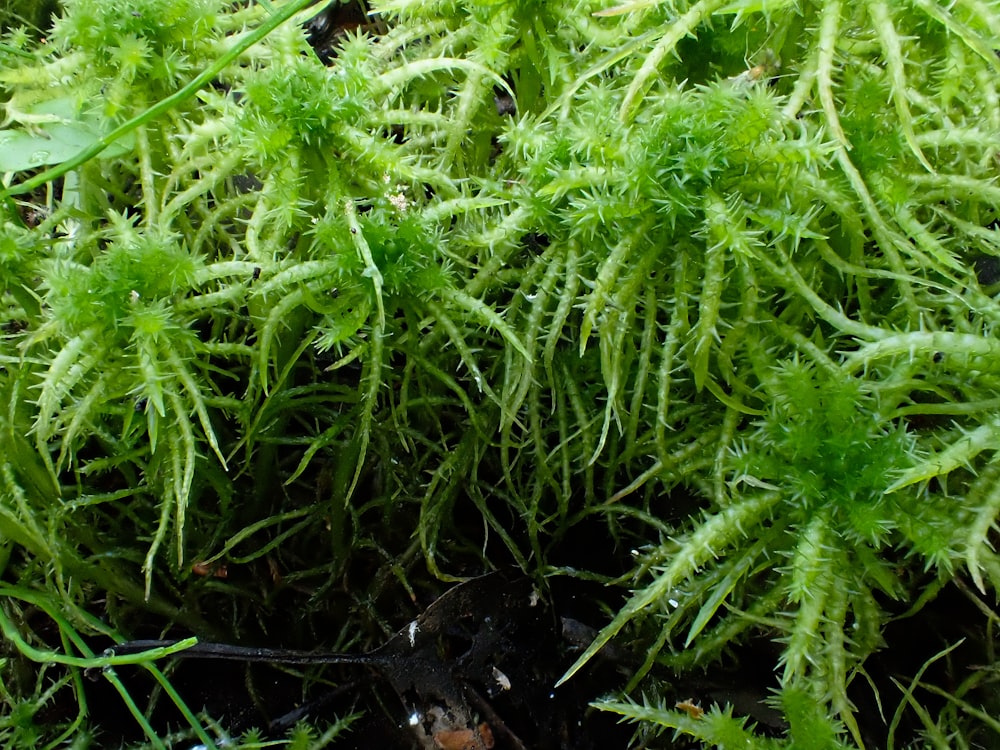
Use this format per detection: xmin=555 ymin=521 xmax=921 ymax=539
xmin=29 ymin=150 xmax=51 ymax=165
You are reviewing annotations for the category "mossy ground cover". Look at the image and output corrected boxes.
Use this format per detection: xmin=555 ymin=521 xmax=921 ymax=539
xmin=2 ymin=0 xmax=1000 ymax=747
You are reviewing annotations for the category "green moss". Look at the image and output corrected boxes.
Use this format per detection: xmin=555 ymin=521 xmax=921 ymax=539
xmin=2 ymin=0 xmax=1000 ymax=747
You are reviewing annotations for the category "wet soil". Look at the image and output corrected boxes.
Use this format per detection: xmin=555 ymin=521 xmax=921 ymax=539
xmin=79 ymin=571 xmax=637 ymax=749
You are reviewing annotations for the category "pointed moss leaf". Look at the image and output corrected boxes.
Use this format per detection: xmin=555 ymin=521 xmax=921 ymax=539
xmin=717 ymin=0 xmax=797 ymax=12
xmin=886 ymin=419 xmax=1000 ymax=492
xmin=684 ymin=534 xmax=772 ymax=646
xmin=782 ymin=684 xmax=853 ymax=750
xmin=439 ymin=287 xmax=531 ymax=362
xmin=593 ymin=698 xmax=762 ymax=748
xmin=556 ymin=492 xmax=782 ymax=686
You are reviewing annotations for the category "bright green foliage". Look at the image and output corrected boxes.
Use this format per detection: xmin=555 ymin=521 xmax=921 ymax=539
xmin=596 ymin=688 xmax=855 ymax=750
xmin=49 ymin=0 xmax=223 ymax=112
xmin=2 ymin=0 xmax=1000 ymax=747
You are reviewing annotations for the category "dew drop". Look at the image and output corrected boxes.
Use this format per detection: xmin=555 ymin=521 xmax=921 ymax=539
xmin=29 ymin=150 xmax=51 ymax=165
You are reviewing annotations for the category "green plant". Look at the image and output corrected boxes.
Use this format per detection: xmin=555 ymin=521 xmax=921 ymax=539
xmin=2 ymin=0 xmax=1000 ymax=747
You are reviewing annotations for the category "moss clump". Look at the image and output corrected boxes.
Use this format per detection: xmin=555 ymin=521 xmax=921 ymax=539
xmin=2 ymin=1 xmax=1000 ymax=747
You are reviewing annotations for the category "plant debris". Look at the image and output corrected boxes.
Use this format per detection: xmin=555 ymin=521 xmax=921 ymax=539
xmin=103 ymin=571 xmax=632 ymax=749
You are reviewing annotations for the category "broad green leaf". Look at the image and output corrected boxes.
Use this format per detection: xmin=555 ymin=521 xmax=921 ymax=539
xmin=0 ymin=97 xmax=134 ymax=172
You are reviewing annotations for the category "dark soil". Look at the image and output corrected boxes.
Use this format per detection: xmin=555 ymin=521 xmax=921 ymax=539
xmin=78 ymin=571 xmax=637 ymax=749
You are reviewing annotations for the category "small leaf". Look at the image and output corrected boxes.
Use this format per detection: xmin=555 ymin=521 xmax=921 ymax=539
xmin=0 ymin=97 xmax=133 ymax=171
